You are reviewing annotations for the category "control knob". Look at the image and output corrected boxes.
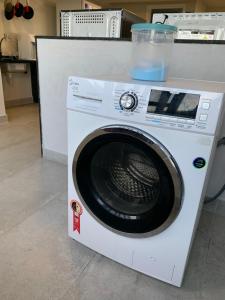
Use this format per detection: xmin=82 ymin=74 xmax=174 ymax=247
xmin=120 ymin=92 xmax=138 ymax=111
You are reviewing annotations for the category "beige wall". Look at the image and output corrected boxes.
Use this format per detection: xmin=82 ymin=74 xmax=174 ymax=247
xmin=85 ymin=1 xmax=101 ymax=9
xmin=56 ymin=0 xmax=83 ymax=35
xmin=0 ymin=0 xmax=56 ymax=36
xmin=195 ymin=0 xmax=207 ymax=12
xmin=0 ymin=71 xmax=6 ymax=117
xmin=0 ymin=0 xmax=56 ymax=105
xmin=0 ymin=1 xmax=3 ymax=38
xmin=206 ymin=6 xmax=225 ymax=12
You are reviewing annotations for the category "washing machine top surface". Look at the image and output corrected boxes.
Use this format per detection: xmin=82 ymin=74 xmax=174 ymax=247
xmin=77 ymin=74 xmax=225 ymax=93
xmin=67 ymin=75 xmax=225 ymax=137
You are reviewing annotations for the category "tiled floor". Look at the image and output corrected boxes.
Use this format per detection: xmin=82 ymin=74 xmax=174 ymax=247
xmin=0 ymin=104 xmax=225 ymax=300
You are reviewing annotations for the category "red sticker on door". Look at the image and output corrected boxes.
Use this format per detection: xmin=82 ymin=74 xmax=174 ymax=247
xmin=70 ymin=200 xmax=83 ymax=234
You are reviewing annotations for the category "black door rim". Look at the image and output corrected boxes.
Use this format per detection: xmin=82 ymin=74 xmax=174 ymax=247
xmin=72 ymin=125 xmax=183 ymax=238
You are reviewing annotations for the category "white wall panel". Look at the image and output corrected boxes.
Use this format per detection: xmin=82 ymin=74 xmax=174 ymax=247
xmin=37 ymin=39 xmax=131 ymax=156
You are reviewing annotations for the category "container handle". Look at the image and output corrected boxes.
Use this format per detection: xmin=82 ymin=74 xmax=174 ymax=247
xmin=155 ymin=14 xmax=168 ymax=24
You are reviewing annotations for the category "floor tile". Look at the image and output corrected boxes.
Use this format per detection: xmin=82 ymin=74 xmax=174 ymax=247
xmin=203 ymin=199 xmax=219 ymax=214
xmin=60 ymin=255 xmax=139 ymax=300
xmin=0 ymin=158 xmax=67 ymax=235
xmin=0 ymin=193 xmax=95 ymax=300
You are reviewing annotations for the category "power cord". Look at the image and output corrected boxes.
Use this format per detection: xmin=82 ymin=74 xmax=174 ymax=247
xmin=204 ymin=136 xmax=225 ymax=204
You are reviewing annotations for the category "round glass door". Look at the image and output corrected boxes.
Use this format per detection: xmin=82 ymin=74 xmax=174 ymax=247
xmin=73 ymin=126 xmax=183 ymax=236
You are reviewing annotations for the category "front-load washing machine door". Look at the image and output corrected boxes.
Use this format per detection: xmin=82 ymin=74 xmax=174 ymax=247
xmin=73 ymin=126 xmax=183 ymax=237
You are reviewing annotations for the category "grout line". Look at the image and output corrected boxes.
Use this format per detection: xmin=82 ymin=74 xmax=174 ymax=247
xmin=79 ymin=253 xmax=99 ymax=277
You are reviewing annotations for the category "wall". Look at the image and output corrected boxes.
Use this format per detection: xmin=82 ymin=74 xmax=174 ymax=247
xmin=55 ymin=0 xmax=83 ymax=35
xmin=37 ymin=38 xmax=131 ymax=161
xmin=170 ymin=43 xmax=225 ymax=81
xmin=0 ymin=1 xmax=3 ymax=38
xmin=0 ymin=0 xmax=56 ymax=105
xmin=84 ymin=1 xmax=101 ymax=9
xmin=206 ymin=6 xmax=225 ymax=12
xmin=1 ymin=0 xmax=56 ymax=36
xmin=0 ymin=2 xmax=4 ymax=118
xmin=0 ymin=71 xmax=6 ymax=118
xmin=195 ymin=0 xmax=207 ymax=12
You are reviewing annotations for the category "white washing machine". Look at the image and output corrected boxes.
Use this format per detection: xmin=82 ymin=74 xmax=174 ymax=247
xmin=67 ymin=75 xmax=225 ymax=287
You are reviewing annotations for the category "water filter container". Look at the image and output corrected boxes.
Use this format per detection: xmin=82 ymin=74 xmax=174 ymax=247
xmin=130 ymin=23 xmax=176 ymax=81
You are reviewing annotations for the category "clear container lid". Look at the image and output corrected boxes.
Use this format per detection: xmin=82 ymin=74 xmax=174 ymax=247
xmin=131 ymin=23 xmax=177 ymax=32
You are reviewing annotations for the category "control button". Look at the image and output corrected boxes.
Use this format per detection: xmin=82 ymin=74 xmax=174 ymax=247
xmin=187 ymin=120 xmax=195 ymax=125
xmin=202 ymin=102 xmax=210 ymax=110
xmin=196 ymin=125 xmax=206 ymax=129
xmin=120 ymin=92 xmax=138 ymax=111
xmin=199 ymin=114 xmax=208 ymax=121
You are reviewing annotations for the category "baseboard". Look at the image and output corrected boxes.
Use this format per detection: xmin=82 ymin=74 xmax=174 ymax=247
xmin=5 ymin=97 xmax=33 ymax=108
xmin=43 ymin=148 xmax=68 ymax=165
xmin=0 ymin=114 xmax=8 ymax=123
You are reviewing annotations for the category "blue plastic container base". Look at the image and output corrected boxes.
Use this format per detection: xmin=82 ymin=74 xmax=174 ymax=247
xmin=130 ymin=66 xmax=168 ymax=81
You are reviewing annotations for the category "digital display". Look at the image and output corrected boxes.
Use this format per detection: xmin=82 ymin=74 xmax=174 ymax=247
xmin=147 ymin=90 xmax=200 ymax=119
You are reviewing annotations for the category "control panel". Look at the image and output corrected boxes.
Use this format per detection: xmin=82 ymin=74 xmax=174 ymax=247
xmin=112 ymin=83 xmax=224 ymax=135
xmin=67 ymin=77 xmax=224 ymax=136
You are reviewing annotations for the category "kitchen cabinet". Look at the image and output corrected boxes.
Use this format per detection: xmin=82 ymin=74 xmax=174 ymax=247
xmin=0 ymin=57 xmax=38 ymax=106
